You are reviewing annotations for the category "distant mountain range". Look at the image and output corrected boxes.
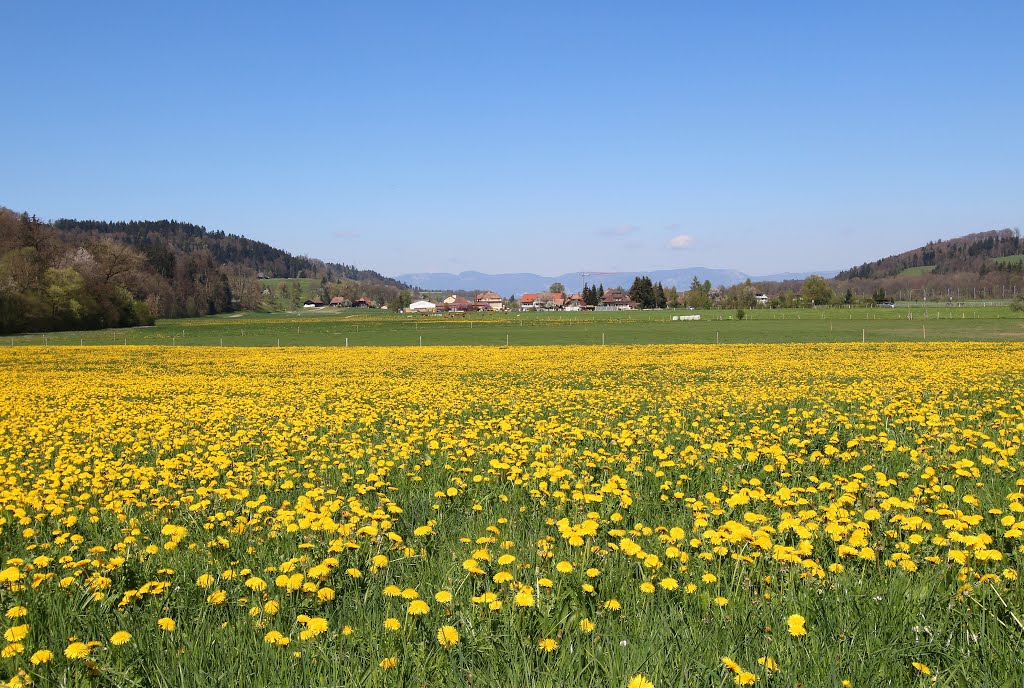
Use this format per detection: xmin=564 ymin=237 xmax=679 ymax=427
xmin=397 ymin=268 xmax=840 ymax=296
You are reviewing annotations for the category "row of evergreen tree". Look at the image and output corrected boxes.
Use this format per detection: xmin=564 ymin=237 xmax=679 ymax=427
xmin=627 ymin=276 xmax=670 ymax=309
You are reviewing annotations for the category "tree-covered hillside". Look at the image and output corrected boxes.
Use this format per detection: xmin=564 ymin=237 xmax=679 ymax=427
xmin=0 ymin=209 xmax=410 ymax=335
xmin=53 ymin=218 xmax=407 ymax=288
xmin=836 ymin=229 xmax=1021 ymax=279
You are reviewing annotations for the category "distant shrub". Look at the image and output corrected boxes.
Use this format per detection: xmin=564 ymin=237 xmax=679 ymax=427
xmin=1010 ymin=295 xmax=1024 ymax=312
xmin=736 ymin=308 xmax=746 ymax=320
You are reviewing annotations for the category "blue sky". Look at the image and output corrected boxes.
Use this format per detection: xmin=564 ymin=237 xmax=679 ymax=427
xmin=2 ymin=2 xmax=1021 ymax=278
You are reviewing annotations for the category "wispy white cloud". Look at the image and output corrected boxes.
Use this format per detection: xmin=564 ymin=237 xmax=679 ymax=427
xmin=596 ymin=224 xmax=639 ymax=238
xmin=668 ymin=234 xmax=696 ymax=250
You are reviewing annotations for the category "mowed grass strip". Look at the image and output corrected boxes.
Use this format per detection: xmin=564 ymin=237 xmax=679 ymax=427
xmin=5 ymin=305 xmax=1023 ymax=348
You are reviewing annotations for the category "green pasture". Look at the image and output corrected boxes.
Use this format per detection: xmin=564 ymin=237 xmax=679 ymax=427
xmin=897 ymin=265 xmax=936 ymax=276
xmin=994 ymin=254 xmax=1024 ymax=266
xmin=7 ymin=303 xmax=1023 ymax=348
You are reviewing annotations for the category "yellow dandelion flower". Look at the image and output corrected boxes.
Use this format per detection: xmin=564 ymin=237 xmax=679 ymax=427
xmin=515 ymin=587 xmax=536 ymax=607
xmin=158 ymin=617 xmax=176 ymax=631
xmin=435 ymin=590 xmax=452 ymax=604
xmin=4 ymin=625 xmax=28 ymax=643
xmin=912 ymin=662 xmax=931 ymax=676
xmin=538 ymin=637 xmax=559 ymax=652
xmin=579 ymin=618 xmax=595 ymax=633
xmin=110 ymin=631 xmax=132 ymax=646
xmin=299 ymin=617 xmax=328 ymax=640
xmin=437 ymin=625 xmax=460 ymax=648
xmin=640 ymin=581 xmax=656 ymax=594
xmin=628 ymin=674 xmax=655 ymax=688
xmin=30 ymin=649 xmax=53 ymax=665
xmin=722 ymin=656 xmax=742 ymax=673
xmin=195 ymin=574 xmax=215 ymax=588
xmin=757 ymin=656 xmax=778 ymax=671
xmin=5 ymin=607 xmax=27 ymax=619
xmin=787 ymin=614 xmax=807 ymax=637
xmin=245 ymin=577 xmax=267 ymax=591
xmin=64 ymin=641 xmax=90 ymax=659
xmin=2 ymin=643 xmax=24 ymax=658
xmin=384 ymin=618 xmax=401 ymax=631
xmin=493 ymin=571 xmax=514 ymax=584
xmin=379 ymin=656 xmax=397 ymax=669
xmin=407 ymin=600 xmax=430 ymax=616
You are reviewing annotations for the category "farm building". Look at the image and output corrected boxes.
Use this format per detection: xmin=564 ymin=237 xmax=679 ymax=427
xmin=407 ymin=300 xmax=436 ymax=312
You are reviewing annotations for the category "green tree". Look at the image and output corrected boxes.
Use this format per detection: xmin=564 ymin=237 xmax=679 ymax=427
xmin=44 ymin=267 xmax=87 ymax=322
xmin=683 ymin=276 xmax=712 ymax=309
xmin=654 ymin=282 xmax=667 ymax=309
xmin=548 ymin=282 xmax=565 ymax=294
xmin=801 ymin=275 xmax=834 ymax=306
xmin=387 ymin=289 xmax=412 ymax=311
xmin=629 ymin=276 xmax=655 ymax=309
xmin=664 ymin=286 xmax=679 ymax=308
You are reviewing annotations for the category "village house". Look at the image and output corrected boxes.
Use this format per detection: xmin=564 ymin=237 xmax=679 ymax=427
xmin=564 ymin=293 xmax=587 ymax=310
xmin=519 ymin=293 xmax=540 ymax=310
xmin=302 ymin=299 xmax=325 ymax=308
xmin=474 ymin=290 xmax=504 ymax=311
xmin=521 ymin=292 xmax=566 ymax=310
xmin=437 ymin=295 xmax=473 ymax=312
xmin=537 ymin=292 xmax=565 ymax=310
xmin=353 ymin=297 xmax=375 ymax=308
xmin=597 ymin=288 xmax=637 ymax=310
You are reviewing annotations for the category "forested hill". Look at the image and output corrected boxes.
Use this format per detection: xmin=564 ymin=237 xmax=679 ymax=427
xmin=0 ymin=208 xmax=409 ymax=335
xmin=52 ymin=218 xmax=405 ymax=287
xmin=836 ymin=228 xmax=1021 ymax=280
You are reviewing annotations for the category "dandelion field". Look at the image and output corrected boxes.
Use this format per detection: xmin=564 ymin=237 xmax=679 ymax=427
xmin=1 ymin=343 xmax=1023 ymax=687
